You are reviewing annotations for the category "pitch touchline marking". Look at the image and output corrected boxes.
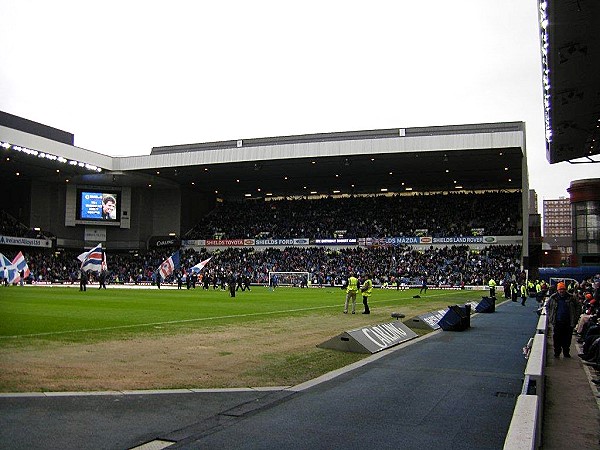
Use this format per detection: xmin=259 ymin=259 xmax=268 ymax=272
xmin=1 ymin=290 xmax=465 ymax=339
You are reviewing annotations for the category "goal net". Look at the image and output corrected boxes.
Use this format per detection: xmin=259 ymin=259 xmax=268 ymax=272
xmin=268 ymin=271 xmax=310 ymax=288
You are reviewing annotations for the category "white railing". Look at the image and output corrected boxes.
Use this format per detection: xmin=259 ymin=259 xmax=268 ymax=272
xmin=504 ymin=310 xmax=547 ymax=449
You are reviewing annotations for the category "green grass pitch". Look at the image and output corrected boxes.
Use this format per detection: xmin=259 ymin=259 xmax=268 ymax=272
xmin=0 ymin=286 xmax=480 ymax=345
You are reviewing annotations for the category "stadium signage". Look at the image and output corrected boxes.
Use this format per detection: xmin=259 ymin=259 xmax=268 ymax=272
xmin=182 ymin=239 xmax=206 ymax=246
xmin=313 ymin=238 xmax=358 ymax=245
xmin=0 ymin=235 xmax=52 ymax=248
xmin=156 ymin=240 xmax=176 ymax=247
xmin=256 ymin=238 xmax=295 ymax=246
xmin=416 ymin=309 xmax=449 ymax=330
xmin=348 ymin=321 xmax=418 ymax=353
xmin=184 ymin=238 xmax=309 ymax=248
xmin=205 ymin=239 xmax=246 ymax=246
xmin=432 ymin=237 xmax=486 ymax=244
xmin=149 ymin=236 xmax=181 ymax=248
xmin=361 ymin=236 xmax=496 ymax=246
xmin=359 ymin=238 xmax=387 ymax=247
xmin=387 ymin=237 xmax=420 ymax=245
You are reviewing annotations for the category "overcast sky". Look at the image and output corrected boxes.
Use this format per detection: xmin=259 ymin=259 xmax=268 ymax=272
xmin=0 ymin=0 xmax=596 ymax=209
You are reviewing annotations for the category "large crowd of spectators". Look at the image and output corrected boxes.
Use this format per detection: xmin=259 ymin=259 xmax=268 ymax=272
xmin=7 ymin=244 xmax=524 ymax=288
xmin=0 ymin=210 xmax=54 ymax=239
xmin=1 ymin=191 xmax=525 ymax=287
xmin=1 ymin=191 xmax=521 ymax=244
xmin=186 ymin=191 xmax=522 ymax=239
xmin=573 ymin=279 xmax=600 ymax=373
xmin=0 ymin=210 xmax=28 ymax=238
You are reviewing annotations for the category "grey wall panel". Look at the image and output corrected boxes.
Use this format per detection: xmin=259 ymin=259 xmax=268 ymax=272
xmin=65 ymin=184 xmax=76 ymax=227
xmin=114 ymin=130 xmax=525 ymax=171
xmin=119 ymin=186 xmax=131 ymax=229
xmin=152 ymin=188 xmax=181 ymax=237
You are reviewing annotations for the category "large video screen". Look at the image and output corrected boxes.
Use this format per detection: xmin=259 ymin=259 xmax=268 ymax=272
xmin=77 ymin=190 xmax=120 ymax=222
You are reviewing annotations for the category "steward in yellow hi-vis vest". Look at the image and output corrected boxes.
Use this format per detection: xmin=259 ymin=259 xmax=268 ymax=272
xmin=528 ymin=280 xmax=535 ymax=296
xmin=488 ymin=278 xmax=497 ymax=298
xmin=344 ymin=274 xmax=358 ymax=314
xmin=360 ymin=274 xmax=373 ymax=315
xmin=511 ymin=282 xmax=519 ymax=302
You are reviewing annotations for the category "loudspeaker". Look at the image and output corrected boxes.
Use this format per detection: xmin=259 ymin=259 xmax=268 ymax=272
xmin=438 ymin=304 xmax=471 ymax=331
xmin=475 ymin=296 xmax=496 ymax=313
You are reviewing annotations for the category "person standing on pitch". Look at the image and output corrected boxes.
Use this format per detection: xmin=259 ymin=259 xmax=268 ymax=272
xmin=520 ymin=282 xmax=527 ymax=306
xmin=547 ymin=282 xmax=578 ymax=358
xmin=344 ymin=272 xmax=359 ymax=314
xmin=488 ymin=278 xmax=497 ymax=298
xmin=511 ymin=281 xmax=519 ymax=302
xmin=361 ymin=273 xmax=373 ymax=314
xmin=98 ymin=269 xmax=107 ymax=289
xmin=79 ymin=269 xmax=88 ymax=292
xmin=228 ymin=271 xmax=236 ymax=298
xmin=420 ymin=275 xmax=428 ymax=294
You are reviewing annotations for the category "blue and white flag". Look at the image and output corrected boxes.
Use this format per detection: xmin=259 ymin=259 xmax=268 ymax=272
xmin=0 ymin=253 xmax=12 ymax=268
xmin=159 ymin=251 xmax=180 ymax=281
xmin=0 ymin=253 xmax=17 ymax=283
xmin=189 ymin=257 xmax=212 ymax=274
xmin=78 ymin=243 xmax=104 ymax=273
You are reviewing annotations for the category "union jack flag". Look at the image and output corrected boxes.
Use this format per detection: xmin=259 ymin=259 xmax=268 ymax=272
xmin=11 ymin=251 xmax=30 ymax=284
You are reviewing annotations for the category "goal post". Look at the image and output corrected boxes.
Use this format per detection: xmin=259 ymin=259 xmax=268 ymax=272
xmin=268 ymin=271 xmax=310 ymax=288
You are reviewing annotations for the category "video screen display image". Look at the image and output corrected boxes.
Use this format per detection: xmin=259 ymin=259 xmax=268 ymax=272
xmin=79 ymin=191 xmax=119 ymax=222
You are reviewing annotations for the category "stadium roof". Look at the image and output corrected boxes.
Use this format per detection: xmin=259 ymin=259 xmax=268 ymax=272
xmin=1 ymin=120 xmax=526 ymax=200
xmin=540 ymin=0 xmax=600 ymax=164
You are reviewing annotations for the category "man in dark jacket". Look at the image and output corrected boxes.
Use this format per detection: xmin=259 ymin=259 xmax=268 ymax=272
xmin=547 ymin=282 xmax=579 ymax=358
xmin=98 ymin=270 xmax=107 ymax=289
xmin=79 ymin=270 xmax=88 ymax=292
xmin=228 ymin=272 xmax=237 ymax=298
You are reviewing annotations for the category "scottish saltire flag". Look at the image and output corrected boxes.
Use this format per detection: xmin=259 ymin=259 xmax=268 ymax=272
xmin=159 ymin=251 xmax=180 ymax=281
xmin=0 ymin=253 xmax=17 ymax=284
xmin=189 ymin=257 xmax=212 ymax=274
xmin=11 ymin=251 xmax=30 ymax=284
xmin=78 ymin=243 xmax=104 ymax=273
xmin=0 ymin=253 xmax=12 ymax=270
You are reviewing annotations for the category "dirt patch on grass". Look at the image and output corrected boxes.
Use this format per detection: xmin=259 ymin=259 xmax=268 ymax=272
xmin=0 ymin=312 xmax=406 ymax=392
